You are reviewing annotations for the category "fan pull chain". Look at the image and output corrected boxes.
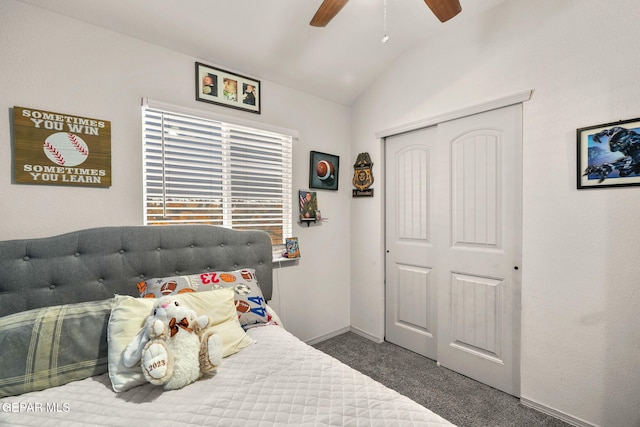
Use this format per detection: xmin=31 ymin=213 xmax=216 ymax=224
xmin=382 ymin=0 xmax=389 ymax=43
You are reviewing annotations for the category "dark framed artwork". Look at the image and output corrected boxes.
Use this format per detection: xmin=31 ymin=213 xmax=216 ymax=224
xmin=309 ymin=151 xmax=339 ymax=190
xmin=195 ymin=62 xmax=261 ymax=114
xmin=577 ymin=117 xmax=640 ymax=189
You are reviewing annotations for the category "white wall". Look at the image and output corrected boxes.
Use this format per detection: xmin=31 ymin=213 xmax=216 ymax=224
xmin=349 ymin=0 xmax=640 ymax=426
xmin=4 ymin=0 xmax=639 ymax=425
xmin=0 ymin=0 xmax=351 ymax=343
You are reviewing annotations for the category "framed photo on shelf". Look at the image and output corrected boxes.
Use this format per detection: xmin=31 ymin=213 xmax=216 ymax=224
xmin=577 ymin=117 xmax=640 ymax=189
xmin=285 ymin=237 xmax=300 ymax=258
xmin=309 ymin=151 xmax=339 ymax=191
xmin=299 ymin=190 xmax=317 ymax=222
xmin=195 ymin=62 xmax=261 ymax=114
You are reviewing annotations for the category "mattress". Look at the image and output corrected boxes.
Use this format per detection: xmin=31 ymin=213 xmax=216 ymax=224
xmin=0 ymin=325 xmax=455 ymax=426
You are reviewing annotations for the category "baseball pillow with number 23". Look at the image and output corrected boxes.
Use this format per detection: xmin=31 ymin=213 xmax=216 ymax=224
xmin=137 ymin=268 xmax=270 ymax=329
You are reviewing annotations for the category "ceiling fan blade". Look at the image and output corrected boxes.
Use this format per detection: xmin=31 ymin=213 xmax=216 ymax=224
xmin=310 ymin=0 xmax=349 ymax=27
xmin=423 ymin=0 xmax=462 ymax=22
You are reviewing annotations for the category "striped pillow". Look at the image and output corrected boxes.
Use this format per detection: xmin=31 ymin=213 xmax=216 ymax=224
xmin=0 ymin=298 xmax=113 ymax=397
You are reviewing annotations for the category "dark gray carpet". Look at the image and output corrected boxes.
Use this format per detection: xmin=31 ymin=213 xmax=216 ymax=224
xmin=313 ymin=332 xmax=571 ymax=427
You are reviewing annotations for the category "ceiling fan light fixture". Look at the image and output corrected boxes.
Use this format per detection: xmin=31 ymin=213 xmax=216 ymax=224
xmin=309 ymin=0 xmax=461 ymax=29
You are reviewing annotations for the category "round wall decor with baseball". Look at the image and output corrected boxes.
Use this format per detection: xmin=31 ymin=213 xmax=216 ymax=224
xmin=13 ymin=106 xmax=112 ymax=187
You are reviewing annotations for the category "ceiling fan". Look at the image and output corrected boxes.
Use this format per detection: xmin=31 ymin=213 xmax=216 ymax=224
xmin=310 ymin=0 xmax=462 ymax=27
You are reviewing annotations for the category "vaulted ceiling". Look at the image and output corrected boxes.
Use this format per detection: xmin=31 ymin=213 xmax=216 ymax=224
xmin=18 ymin=0 xmax=506 ymax=105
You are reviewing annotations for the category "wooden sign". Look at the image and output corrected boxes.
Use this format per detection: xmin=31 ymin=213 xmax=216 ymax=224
xmin=13 ymin=106 xmax=111 ymax=187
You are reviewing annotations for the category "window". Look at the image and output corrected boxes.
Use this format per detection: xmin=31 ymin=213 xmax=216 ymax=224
xmin=142 ymin=99 xmax=293 ymax=245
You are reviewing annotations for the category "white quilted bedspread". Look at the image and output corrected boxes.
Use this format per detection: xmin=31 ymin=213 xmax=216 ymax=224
xmin=0 ymin=325 xmax=455 ymax=426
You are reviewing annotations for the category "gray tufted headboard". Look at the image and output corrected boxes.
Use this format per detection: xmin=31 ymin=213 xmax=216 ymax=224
xmin=0 ymin=225 xmax=273 ymax=318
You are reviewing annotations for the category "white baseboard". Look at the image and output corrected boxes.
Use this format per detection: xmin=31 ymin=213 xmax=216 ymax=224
xmin=305 ymin=326 xmax=351 ymax=346
xmin=520 ymin=397 xmax=596 ymax=427
xmin=305 ymin=326 xmax=383 ymax=346
xmin=349 ymin=326 xmax=383 ymax=343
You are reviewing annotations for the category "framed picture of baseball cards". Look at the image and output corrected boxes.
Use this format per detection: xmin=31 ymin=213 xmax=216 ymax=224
xmin=12 ymin=106 xmax=112 ymax=188
xmin=577 ymin=117 xmax=640 ymax=189
xmin=195 ymin=62 xmax=261 ymax=114
xmin=309 ymin=151 xmax=339 ymax=191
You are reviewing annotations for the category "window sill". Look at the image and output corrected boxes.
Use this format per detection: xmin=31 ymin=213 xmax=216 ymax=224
xmin=272 ymin=256 xmax=299 ymax=264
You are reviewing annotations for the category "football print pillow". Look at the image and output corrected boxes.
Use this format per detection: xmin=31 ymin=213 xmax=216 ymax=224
xmin=137 ymin=268 xmax=269 ymax=329
xmin=198 ymin=269 xmax=269 ymax=329
xmin=136 ymin=275 xmax=196 ymax=298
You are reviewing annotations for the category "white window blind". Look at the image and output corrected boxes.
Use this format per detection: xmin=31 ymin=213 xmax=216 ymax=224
xmin=142 ymin=100 xmax=293 ymax=245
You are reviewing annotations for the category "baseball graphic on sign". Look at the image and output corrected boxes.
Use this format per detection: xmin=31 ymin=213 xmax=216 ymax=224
xmin=43 ymin=132 xmax=89 ymax=167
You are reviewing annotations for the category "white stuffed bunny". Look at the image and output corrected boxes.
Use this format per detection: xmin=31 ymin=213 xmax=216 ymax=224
xmin=123 ymin=296 xmax=223 ymax=390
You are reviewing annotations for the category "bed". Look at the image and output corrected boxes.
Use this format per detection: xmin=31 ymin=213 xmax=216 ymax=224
xmin=0 ymin=225 xmax=455 ymax=426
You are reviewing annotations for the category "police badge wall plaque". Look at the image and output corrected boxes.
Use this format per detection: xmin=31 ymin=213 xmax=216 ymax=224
xmin=352 ymin=152 xmax=374 ymax=197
